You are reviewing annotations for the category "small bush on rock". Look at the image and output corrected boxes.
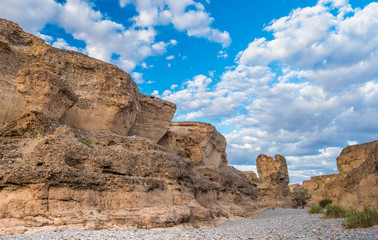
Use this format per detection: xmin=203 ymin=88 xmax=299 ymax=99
xmin=319 ymin=198 xmax=333 ymax=208
xmin=308 ymin=205 xmax=323 ymax=214
xmin=342 ymin=206 xmax=378 ymax=229
xmin=292 ymin=187 xmax=311 ymax=208
xmin=323 ymin=205 xmax=347 ymax=218
xmin=77 ymin=136 xmax=93 ymax=148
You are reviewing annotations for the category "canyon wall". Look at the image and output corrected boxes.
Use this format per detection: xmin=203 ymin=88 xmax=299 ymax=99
xmin=0 ymin=19 xmax=260 ymax=235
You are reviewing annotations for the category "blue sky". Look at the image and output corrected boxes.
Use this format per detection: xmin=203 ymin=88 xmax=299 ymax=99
xmin=1 ymin=0 xmax=377 ymax=183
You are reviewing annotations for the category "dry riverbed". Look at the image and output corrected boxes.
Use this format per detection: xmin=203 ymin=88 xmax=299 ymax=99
xmin=1 ymin=208 xmax=377 ymax=240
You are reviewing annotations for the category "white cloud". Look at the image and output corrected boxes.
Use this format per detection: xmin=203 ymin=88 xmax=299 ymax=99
xmin=217 ymin=50 xmax=228 ymax=58
xmin=122 ymin=0 xmax=231 ymax=47
xmin=52 ymin=38 xmax=81 ymax=52
xmin=132 ymin=72 xmax=144 ymax=84
xmin=160 ymin=1 xmax=378 ymax=183
xmin=166 ymin=55 xmax=175 ymax=60
xmin=1 ymin=0 xmax=226 ymax=72
xmin=0 ymin=0 xmax=59 ymax=34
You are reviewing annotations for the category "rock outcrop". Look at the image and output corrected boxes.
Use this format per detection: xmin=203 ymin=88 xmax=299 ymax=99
xmin=243 ymin=171 xmax=260 ymax=186
xmin=256 ymin=154 xmax=293 ymax=207
xmin=158 ymin=122 xmax=228 ymax=168
xmin=0 ymin=19 xmax=259 ymax=235
xmin=129 ymin=93 xmax=176 ymax=143
xmin=302 ymin=174 xmax=340 ymax=205
xmin=0 ymin=18 xmax=139 ymax=135
xmin=301 ymin=141 xmax=378 ymax=208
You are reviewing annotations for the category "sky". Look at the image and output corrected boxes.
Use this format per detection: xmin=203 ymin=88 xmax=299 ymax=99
xmin=1 ymin=0 xmax=377 ymax=183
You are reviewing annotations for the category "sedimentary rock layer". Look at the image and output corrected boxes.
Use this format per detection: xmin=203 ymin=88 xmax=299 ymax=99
xmin=256 ymin=154 xmax=293 ymax=207
xmin=302 ymin=141 xmax=378 ymax=208
xmin=0 ymin=19 xmax=259 ymax=235
xmin=158 ymin=122 xmax=228 ymax=168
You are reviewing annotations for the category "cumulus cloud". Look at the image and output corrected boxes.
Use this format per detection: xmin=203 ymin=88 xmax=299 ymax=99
xmin=0 ymin=0 xmax=59 ymax=34
xmin=0 ymin=0 xmax=228 ymax=73
xmin=159 ymin=1 xmax=378 ymax=182
xmin=121 ymin=0 xmax=231 ymax=47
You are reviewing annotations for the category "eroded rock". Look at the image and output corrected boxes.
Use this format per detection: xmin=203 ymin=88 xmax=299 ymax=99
xmin=129 ymin=93 xmax=176 ymax=143
xmin=302 ymin=141 xmax=378 ymax=208
xmin=242 ymin=171 xmax=260 ymax=185
xmin=158 ymin=122 xmax=228 ymax=168
xmin=256 ymin=154 xmax=293 ymax=207
xmin=0 ymin=18 xmax=139 ymax=135
xmin=0 ymin=19 xmax=259 ymax=234
xmin=16 ymin=68 xmax=78 ymax=119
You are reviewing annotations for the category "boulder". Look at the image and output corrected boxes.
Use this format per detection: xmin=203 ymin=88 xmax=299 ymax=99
xmin=0 ymin=19 xmax=139 ymax=135
xmin=256 ymin=154 xmax=293 ymax=207
xmin=129 ymin=93 xmax=176 ymax=143
xmin=158 ymin=122 xmax=228 ymax=168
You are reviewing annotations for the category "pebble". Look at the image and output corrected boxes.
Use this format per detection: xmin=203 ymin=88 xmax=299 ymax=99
xmin=1 ymin=208 xmax=377 ymax=240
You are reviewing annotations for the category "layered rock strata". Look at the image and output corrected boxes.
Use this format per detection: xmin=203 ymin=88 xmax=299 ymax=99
xmin=0 ymin=19 xmax=259 ymax=235
xmin=256 ymin=154 xmax=293 ymax=207
xmin=301 ymin=141 xmax=378 ymax=208
xmin=129 ymin=93 xmax=176 ymax=143
xmin=242 ymin=171 xmax=260 ymax=186
xmin=0 ymin=18 xmax=139 ymax=135
xmin=158 ymin=122 xmax=228 ymax=168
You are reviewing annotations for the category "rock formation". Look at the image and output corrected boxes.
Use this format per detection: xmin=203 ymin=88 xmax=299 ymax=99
xmin=129 ymin=93 xmax=176 ymax=143
xmin=301 ymin=141 xmax=378 ymax=208
xmin=158 ymin=122 xmax=228 ymax=168
xmin=0 ymin=19 xmax=259 ymax=235
xmin=242 ymin=171 xmax=260 ymax=186
xmin=302 ymin=174 xmax=340 ymax=205
xmin=256 ymin=154 xmax=293 ymax=207
xmin=0 ymin=18 xmax=139 ymax=136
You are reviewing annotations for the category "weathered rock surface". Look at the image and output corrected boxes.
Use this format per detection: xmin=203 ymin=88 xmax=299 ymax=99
xmin=337 ymin=141 xmax=377 ymax=177
xmin=0 ymin=18 xmax=139 ymax=135
xmin=16 ymin=68 xmax=78 ymax=119
xmin=158 ymin=122 xmax=228 ymax=168
xmin=302 ymin=141 xmax=378 ymax=208
xmin=256 ymin=154 xmax=293 ymax=207
xmin=302 ymin=174 xmax=341 ymax=205
xmin=0 ymin=19 xmax=259 ymax=235
xmin=242 ymin=171 xmax=260 ymax=185
xmin=129 ymin=94 xmax=176 ymax=143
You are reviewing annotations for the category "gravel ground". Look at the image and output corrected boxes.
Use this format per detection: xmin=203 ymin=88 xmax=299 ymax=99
xmin=1 ymin=208 xmax=377 ymax=240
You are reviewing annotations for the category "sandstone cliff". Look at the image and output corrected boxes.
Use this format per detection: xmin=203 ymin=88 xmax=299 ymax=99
xmin=158 ymin=122 xmax=228 ymax=168
xmin=301 ymin=141 xmax=378 ymax=208
xmin=256 ymin=154 xmax=293 ymax=208
xmin=0 ymin=19 xmax=259 ymax=235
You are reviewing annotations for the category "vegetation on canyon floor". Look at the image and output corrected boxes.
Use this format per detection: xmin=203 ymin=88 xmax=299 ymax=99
xmin=308 ymin=198 xmax=378 ymax=229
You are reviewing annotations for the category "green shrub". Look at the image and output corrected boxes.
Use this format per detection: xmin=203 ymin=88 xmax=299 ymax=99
xmin=342 ymin=206 xmax=378 ymax=229
xmin=308 ymin=204 xmax=323 ymax=214
xmin=323 ymin=205 xmax=347 ymax=218
xmin=77 ymin=136 xmax=93 ymax=148
xmin=319 ymin=198 xmax=333 ymax=208
xmin=292 ymin=187 xmax=311 ymax=207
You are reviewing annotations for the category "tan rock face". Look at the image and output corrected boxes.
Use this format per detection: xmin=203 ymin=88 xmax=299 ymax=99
xmin=0 ymin=19 xmax=259 ymax=234
xmin=302 ymin=141 xmax=378 ymax=208
xmin=302 ymin=174 xmax=341 ymax=205
xmin=158 ymin=122 xmax=228 ymax=168
xmin=337 ymin=141 xmax=377 ymax=177
xmin=129 ymin=94 xmax=176 ymax=143
xmin=242 ymin=171 xmax=260 ymax=185
xmin=0 ymin=19 xmax=139 ymax=135
xmin=256 ymin=154 xmax=292 ymax=207
xmin=16 ymin=68 xmax=78 ymax=119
